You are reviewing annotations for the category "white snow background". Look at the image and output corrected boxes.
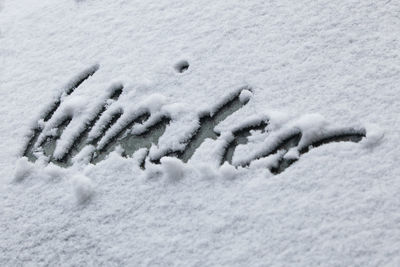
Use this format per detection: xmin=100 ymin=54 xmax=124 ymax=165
xmin=0 ymin=0 xmax=399 ymax=265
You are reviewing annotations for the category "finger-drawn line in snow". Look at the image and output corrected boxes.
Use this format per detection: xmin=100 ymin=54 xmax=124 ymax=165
xmin=22 ymin=65 xmax=366 ymax=174
xmin=221 ymin=124 xmax=364 ymax=174
xmin=150 ymin=89 xmax=250 ymax=164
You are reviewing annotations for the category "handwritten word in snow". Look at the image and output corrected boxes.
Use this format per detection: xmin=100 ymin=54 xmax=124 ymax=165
xmin=22 ymin=65 xmax=366 ymax=174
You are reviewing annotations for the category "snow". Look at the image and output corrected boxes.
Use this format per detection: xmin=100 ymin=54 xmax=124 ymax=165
xmin=361 ymin=123 xmax=385 ymax=149
xmin=160 ymin=157 xmax=186 ymax=182
xmin=70 ymin=174 xmax=94 ymax=205
xmin=12 ymin=157 xmax=34 ymax=183
xmin=239 ymin=88 xmax=253 ymax=103
xmin=1 ymin=0 xmax=400 ymax=265
xmin=219 ymin=162 xmax=238 ymax=180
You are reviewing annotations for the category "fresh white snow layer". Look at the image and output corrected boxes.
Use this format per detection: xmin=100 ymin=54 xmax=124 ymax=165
xmin=0 ymin=0 xmax=399 ymax=266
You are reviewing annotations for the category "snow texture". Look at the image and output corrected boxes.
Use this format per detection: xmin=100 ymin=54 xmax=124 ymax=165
xmin=1 ymin=0 xmax=400 ymax=266
xmin=12 ymin=157 xmax=34 ymax=183
xmin=160 ymin=157 xmax=186 ymax=182
xmin=71 ymin=174 xmax=94 ymax=205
